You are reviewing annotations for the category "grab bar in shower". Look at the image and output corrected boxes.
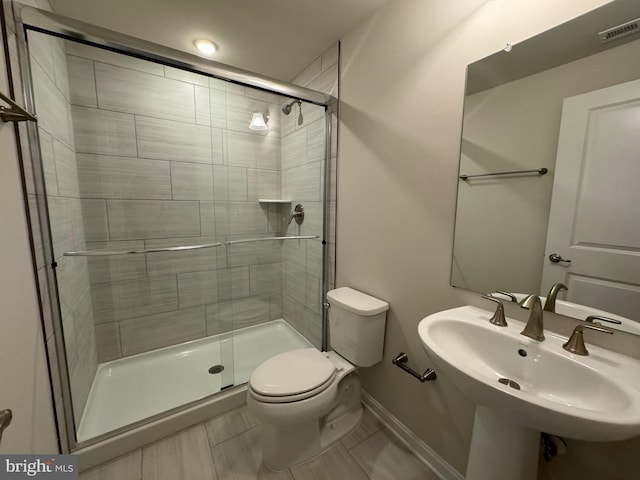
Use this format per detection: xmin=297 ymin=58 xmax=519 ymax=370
xmin=63 ymin=236 xmax=319 ymax=256
xmin=225 ymin=235 xmax=319 ymax=246
xmin=63 ymin=242 xmax=223 ymax=256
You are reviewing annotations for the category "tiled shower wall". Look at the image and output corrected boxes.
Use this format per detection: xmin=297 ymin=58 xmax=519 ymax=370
xmin=282 ymin=45 xmax=339 ymax=347
xmin=63 ymin=41 xmax=328 ymax=362
xmin=27 ymin=31 xmax=98 ymax=422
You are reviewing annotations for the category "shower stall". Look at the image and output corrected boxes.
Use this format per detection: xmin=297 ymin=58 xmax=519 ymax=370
xmin=9 ymin=5 xmax=337 ymax=453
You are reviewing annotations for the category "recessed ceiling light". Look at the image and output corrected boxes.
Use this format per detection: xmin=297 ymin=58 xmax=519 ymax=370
xmin=193 ymin=39 xmax=218 ymax=57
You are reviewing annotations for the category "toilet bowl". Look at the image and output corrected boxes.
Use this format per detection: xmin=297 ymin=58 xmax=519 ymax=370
xmin=247 ymin=287 xmax=389 ymax=470
xmin=247 ymin=349 xmax=362 ymax=470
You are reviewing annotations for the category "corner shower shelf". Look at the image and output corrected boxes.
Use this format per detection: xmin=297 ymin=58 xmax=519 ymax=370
xmin=258 ymin=199 xmax=292 ymax=204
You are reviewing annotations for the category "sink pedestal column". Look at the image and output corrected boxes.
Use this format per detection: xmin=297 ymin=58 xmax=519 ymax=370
xmin=466 ymin=406 xmax=539 ymax=480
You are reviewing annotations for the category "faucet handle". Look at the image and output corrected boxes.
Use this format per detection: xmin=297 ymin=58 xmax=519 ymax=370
xmin=562 ymin=323 xmax=614 ymax=356
xmin=481 ymin=295 xmax=508 ymax=327
xmin=585 ymin=315 xmax=622 ymax=326
xmin=493 ymin=290 xmax=518 ymax=303
xmin=288 ymin=204 xmax=304 ymax=225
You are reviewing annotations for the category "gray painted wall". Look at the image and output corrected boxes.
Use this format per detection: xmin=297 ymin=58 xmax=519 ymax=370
xmin=338 ymin=0 xmax=640 ymax=478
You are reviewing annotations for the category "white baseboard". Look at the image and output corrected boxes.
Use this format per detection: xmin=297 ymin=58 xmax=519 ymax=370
xmin=361 ymin=391 xmax=465 ymax=480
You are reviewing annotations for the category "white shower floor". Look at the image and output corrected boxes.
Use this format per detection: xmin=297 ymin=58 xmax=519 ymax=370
xmin=76 ymin=319 xmax=313 ymax=442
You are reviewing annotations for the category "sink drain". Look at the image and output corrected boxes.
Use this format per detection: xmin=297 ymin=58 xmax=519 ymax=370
xmin=498 ymin=378 xmax=521 ymax=390
xmin=208 ymin=365 xmax=224 ymax=374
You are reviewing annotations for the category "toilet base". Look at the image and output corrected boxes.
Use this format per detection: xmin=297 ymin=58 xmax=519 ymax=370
xmin=261 ymin=375 xmax=362 ymax=471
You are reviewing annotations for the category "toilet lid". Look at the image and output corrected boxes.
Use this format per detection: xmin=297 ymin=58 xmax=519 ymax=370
xmin=250 ymin=348 xmax=336 ymax=397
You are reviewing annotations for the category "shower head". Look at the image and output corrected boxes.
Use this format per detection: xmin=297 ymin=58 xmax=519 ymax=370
xmin=282 ymin=99 xmax=301 ymax=115
xmin=282 ymin=99 xmax=304 ymax=126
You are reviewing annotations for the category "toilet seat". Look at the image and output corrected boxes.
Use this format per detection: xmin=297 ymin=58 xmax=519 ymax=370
xmin=249 ymin=348 xmax=337 ymax=403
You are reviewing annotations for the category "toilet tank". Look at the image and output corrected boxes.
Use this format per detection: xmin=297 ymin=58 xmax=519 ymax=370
xmin=327 ymin=287 xmax=389 ymax=367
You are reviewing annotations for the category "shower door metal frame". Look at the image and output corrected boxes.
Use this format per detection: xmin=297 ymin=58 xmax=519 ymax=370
xmin=8 ymin=1 xmax=336 ymax=453
xmin=14 ymin=5 xmax=334 ymax=107
xmin=321 ymin=103 xmax=334 ymax=353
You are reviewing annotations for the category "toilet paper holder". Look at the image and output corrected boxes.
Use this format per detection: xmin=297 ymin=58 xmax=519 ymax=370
xmin=392 ymin=352 xmax=437 ymax=382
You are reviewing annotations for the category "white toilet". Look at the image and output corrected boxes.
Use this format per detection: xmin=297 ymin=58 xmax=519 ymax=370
xmin=247 ymin=287 xmax=389 ymax=470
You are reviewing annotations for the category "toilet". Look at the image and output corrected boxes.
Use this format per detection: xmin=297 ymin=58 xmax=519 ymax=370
xmin=247 ymin=287 xmax=389 ymax=470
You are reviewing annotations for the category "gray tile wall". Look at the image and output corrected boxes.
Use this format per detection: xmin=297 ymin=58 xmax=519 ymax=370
xmin=281 ymin=44 xmax=339 ymax=348
xmin=28 ymin=31 xmax=99 ymax=423
xmin=64 ymin=41 xmax=330 ymax=362
xmin=29 ymin=36 xmax=333 ymax=393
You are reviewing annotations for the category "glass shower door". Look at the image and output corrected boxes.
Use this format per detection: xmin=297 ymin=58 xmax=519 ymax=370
xmin=25 ymin=29 xmax=235 ymax=443
xmin=22 ymin=19 xmax=330 ymax=447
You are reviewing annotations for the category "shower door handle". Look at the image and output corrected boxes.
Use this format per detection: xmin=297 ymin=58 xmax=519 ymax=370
xmin=0 ymin=409 xmax=12 ymax=445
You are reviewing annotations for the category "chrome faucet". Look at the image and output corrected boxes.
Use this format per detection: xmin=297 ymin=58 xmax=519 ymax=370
xmin=520 ymin=294 xmax=545 ymax=341
xmin=543 ymin=283 xmax=568 ymax=312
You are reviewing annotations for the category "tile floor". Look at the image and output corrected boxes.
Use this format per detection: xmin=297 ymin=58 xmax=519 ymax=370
xmin=80 ymin=404 xmax=440 ymax=480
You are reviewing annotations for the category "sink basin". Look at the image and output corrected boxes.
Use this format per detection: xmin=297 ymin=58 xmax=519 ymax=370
xmin=418 ymin=306 xmax=640 ymax=441
xmin=418 ymin=306 xmax=640 ymax=480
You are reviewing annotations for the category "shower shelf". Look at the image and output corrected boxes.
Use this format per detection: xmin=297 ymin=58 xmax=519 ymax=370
xmin=258 ymin=199 xmax=292 ymax=203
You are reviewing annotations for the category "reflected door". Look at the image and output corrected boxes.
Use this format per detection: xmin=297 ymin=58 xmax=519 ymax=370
xmin=541 ymin=79 xmax=640 ymax=320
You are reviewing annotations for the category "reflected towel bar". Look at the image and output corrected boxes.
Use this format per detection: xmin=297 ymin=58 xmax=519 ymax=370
xmin=63 ymin=242 xmax=223 ymax=256
xmin=459 ymin=167 xmax=548 ymax=180
xmin=225 ymin=235 xmax=319 ymax=246
xmin=0 ymin=90 xmax=38 ymax=123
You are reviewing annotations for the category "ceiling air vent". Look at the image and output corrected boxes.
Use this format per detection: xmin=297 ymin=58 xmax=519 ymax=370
xmin=598 ymin=18 xmax=640 ymax=44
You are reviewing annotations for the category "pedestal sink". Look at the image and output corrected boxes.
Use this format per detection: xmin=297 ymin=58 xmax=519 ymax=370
xmin=418 ymin=306 xmax=640 ymax=480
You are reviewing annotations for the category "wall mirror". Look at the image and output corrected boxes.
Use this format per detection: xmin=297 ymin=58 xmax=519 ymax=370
xmin=451 ymin=0 xmax=640 ymax=334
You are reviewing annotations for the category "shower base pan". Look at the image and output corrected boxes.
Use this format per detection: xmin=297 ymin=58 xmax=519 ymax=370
xmin=77 ymin=319 xmax=312 ymax=442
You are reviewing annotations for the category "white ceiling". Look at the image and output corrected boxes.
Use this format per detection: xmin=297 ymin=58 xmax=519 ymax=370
xmin=48 ymin=0 xmax=390 ymax=81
